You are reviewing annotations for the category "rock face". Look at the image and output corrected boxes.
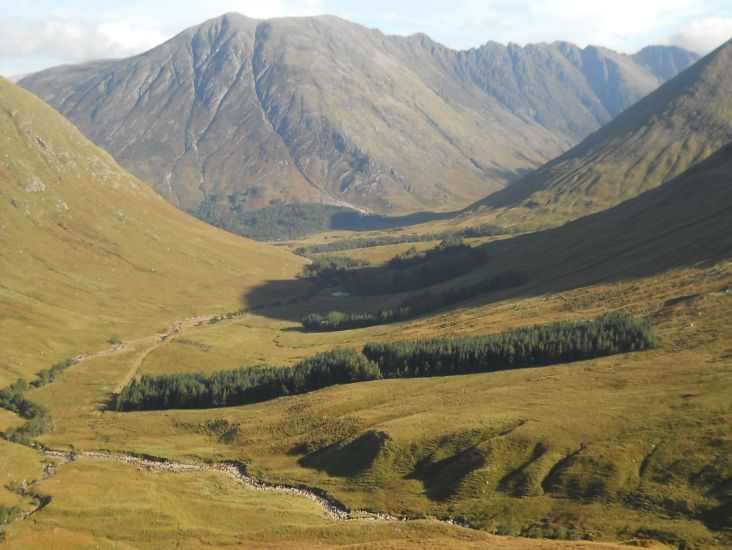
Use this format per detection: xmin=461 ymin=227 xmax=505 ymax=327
xmin=20 ymin=13 xmax=697 ymax=215
xmin=471 ymin=39 xmax=732 ymax=226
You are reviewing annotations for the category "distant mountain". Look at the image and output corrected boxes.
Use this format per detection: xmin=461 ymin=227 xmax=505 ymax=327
xmin=19 ymin=13 xmax=697 ymax=218
xmin=632 ymin=45 xmax=701 ymax=80
xmin=471 ymin=39 xmax=732 ymax=227
xmin=454 ymin=41 xmax=697 ymax=142
xmin=0 ymin=77 xmax=303 ymax=384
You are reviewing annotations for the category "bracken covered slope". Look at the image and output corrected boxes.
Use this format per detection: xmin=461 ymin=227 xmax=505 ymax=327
xmin=0 ymin=77 xmax=304 ymax=385
xmin=19 ymin=13 xmax=696 ymax=215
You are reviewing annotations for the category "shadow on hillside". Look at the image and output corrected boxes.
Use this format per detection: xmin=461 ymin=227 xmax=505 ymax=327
xmin=296 ymin=431 xmax=389 ymax=478
xmin=97 ymin=392 xmax=117 ymax=412
xmin=329 ymin=209 xmax=457 ymax=231
xmin=240 ymin=278 xmax=415 ymax=323
xmin=406 ymin=445 xmax=488 ymax=502
xmin=242 ymin=163 xmax=732 ymax=324
xmin=240 ymin=278 xmax=317 ymax=314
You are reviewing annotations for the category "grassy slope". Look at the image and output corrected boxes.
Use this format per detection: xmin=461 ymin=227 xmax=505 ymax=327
xmin=1 ymin=42 xmax=729 ymax=547
xmin=6 ymin=460 xmax=638 ymax=549
xmin=20 ymin=262 xmax=729 ymax=548
xmin=0 ymin=78 xmax=611 ymax=548
xmin=13 ymin=142 xmax=731 ymax=546
xmin=463 ymin=39 xmax=732 ymax=229
xmin=0 ymin=77 xmax=306 ymax=386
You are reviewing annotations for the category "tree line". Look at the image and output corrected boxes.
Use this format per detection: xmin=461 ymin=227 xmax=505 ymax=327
xmin=300 ymin=239 xmax=489 ymax=296
xmin=115 ymin=314 xmax=655 ymax=412
xmin=0 ymin=357 xmax=77 ymax=446
xmin=194 ymin=201 xmax=357 ymax=241
xmin=294 ymin=224 xmax=512 ymax=256
xmin=193 ymin=199 xmax=508 ymax=242
xmin=115 ymin=348 xmax=381 ymax=411
xmin=0 ymin=379 xmax=53 ymax=446
xmin=363 ymin=313 xmax=656 ymax=377
xmin=301 ymin=271 xmax=528 ymax=331
xmin=298 ymin=255 xmax=370 ymax=286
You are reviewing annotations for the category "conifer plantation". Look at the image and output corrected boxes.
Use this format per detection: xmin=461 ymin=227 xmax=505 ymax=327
xmin=116 ymin=314 xmax=655 ymax=411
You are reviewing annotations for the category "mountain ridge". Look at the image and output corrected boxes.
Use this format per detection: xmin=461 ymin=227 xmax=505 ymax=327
xmin=466 ymin=38 xmax=732 ymax=227
xmin=19 ymin=12 xmax=698 ymax=218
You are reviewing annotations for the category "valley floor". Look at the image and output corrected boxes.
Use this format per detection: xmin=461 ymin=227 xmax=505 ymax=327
xmin=1 ymin=255 xmax=729 ymax=548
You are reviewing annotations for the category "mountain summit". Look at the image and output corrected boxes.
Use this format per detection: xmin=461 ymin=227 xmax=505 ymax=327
xmin=20 ymin=13 xmax=697 ymax=216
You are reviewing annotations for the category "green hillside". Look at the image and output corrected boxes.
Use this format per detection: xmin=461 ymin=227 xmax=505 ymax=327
xmin=6 ymin=137 xmax=727 ymax=548
xmin=1 ymin=27 xmax=729 ymax=549
xmin=0 ymin=77 xmax=305 ymax=386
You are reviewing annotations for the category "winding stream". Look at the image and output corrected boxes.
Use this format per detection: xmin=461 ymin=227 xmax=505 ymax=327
xmin=8 ymin=315 xmax=471 ymax=529
xmin=39 ymin=449 xmax=470 ymax=527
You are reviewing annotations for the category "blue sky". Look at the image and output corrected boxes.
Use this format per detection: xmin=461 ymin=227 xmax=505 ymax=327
xmin=2 ymin=0 xmax=732 ymax=77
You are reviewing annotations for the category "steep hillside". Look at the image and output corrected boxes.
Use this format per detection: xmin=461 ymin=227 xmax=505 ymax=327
xmin=19 ymin=13 xmax=695 ymax=217
xmin=483 ymin=140 xmax=732 ymax=286
xmin=256 ymin=139 xmax=732 ymax=330
xmin=0 ymin=77 xmax=304 ymax=386
xmin=470 ymin=39 xmax=732 ymax=227
xmin=454 ymin=41 xmax=696 ymax=141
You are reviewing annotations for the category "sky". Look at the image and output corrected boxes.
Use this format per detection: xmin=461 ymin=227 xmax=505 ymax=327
xmin=2 ymin=0 xmax=732 ymax=77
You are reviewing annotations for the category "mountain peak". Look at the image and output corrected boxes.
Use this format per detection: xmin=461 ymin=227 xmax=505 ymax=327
xmin=19 ymin=16 xmax=700 ymax=220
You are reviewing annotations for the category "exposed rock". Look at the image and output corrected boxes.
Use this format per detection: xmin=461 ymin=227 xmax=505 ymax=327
xmin=25 ymin=177 xmax=45 ymax=193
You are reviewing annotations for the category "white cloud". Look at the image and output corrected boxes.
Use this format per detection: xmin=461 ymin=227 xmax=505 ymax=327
xmin=0 ymin=18 xmax=169 ymax=63
xmin=666 ymin=17 xmax=732 ymax=54
xmin=1 ymin=0 xmax=730 ymax=75
xmin=96 ymin=22 xmax=170 ymax=57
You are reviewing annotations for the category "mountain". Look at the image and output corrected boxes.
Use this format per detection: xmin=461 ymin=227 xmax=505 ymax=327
xmin=0 ymin=77 xmax=304 ymax=385
xmin=19 ymin=13 xmax=697 ymax=218
xmin=632 ymin=45 xmax=701 ymax=80
xmin=454 ymin=41 xmax=697 ymax=142
xmin=486 ymin=139 xmax=732 ymax=283
xmin=470 ymin=39 xmax=732 ymax=227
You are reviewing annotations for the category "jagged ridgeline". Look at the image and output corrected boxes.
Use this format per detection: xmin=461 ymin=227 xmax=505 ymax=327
xmin=115 ymin=314 xmax=655 ymax=411
xmin=20 ymin=14 xmax=698 ymax=217
xmin=468 ymin=39 xmax=732 ymax=227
